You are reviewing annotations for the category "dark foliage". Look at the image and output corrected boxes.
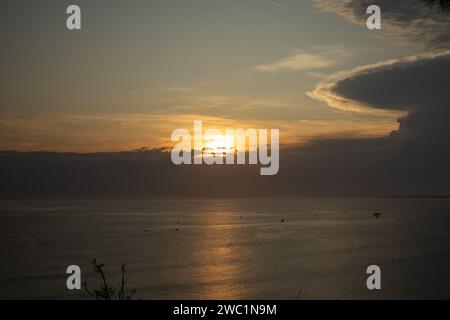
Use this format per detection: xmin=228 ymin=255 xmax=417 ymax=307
xmin=83 ymin=259 xmax=137 ymax=300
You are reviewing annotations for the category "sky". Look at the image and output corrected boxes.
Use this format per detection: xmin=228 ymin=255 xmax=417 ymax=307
xmin=0 ymin=0 xmax=423 ymax=152
xmin=2 ymin=0 xmax=450 ymax=197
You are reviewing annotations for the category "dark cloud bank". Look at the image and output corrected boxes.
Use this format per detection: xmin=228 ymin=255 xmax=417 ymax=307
xmin=1 ymin=133 xmax=449 ymax=199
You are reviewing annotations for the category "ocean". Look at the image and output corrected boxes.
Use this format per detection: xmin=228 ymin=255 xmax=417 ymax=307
xmin=1 ymin=198 xmax=450 ymax=299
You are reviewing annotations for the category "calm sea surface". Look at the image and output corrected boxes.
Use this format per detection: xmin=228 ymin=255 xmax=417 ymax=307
xmin=1 ymin=198 xmax=450 ymax=299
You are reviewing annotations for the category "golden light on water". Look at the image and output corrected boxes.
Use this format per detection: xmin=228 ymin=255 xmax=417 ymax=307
xmin=191 ymin=203 xmax=249 ymax=300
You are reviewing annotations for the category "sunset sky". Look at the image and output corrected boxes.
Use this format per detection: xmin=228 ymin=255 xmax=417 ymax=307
xmin=2 ymin=0 xmax=450 ymax=198
xmin=0 ymin=0 xmax=428 ymax=152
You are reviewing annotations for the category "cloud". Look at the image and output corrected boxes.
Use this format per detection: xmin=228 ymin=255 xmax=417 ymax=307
xmin=308 ymin=51 xmax=450 ymax=143
xmin=255 ymin=46 xmax=348 ymax=72
xmin=0 ymin=112 xmax=397 ymax=152
xmin=268 ymin=1 xmax=287 ymax=8
xmin=3 ymin=131 xmax=450 ymax=198
xmin=256 ymin=53 xmax=332 ymax=72
xmin=308 ymin=51 xmax=450 ymax=112
xmin=153 ymin=86 xmax=194 ymax=93
xmin=312 ymin=0 xmax=450 ymax=49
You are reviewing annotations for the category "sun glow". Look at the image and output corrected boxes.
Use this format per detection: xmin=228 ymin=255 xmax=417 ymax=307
xmin=203 ymin=134 xmax=235 ymax=156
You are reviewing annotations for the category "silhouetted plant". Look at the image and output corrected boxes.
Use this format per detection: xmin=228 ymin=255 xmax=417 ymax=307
xmin=83 ymin=258 xmax=137 ymax=300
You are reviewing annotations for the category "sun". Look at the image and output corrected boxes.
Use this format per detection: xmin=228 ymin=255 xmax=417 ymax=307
xmin=203 ymin=134 xmax=235 ymax=156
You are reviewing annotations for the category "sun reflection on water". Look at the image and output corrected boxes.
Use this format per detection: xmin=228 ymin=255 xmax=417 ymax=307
xmin=191 ymin=204 xmax=250 ymax=299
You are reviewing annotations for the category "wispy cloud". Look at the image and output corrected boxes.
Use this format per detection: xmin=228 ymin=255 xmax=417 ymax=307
xmin=120 ymin=85 xmax=293 ymax=118
xmin=0 ymin=112 xmax=398 ymax=152
xmin=268 ymin=1 xmax=287 ymax=9
xmin=255 ymin=46 xmax=349 ymax=73
xmin=256 ymin=53 xmax=332 ymax=72
xmin=153 ymin=86 xmax=194 ymax=93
